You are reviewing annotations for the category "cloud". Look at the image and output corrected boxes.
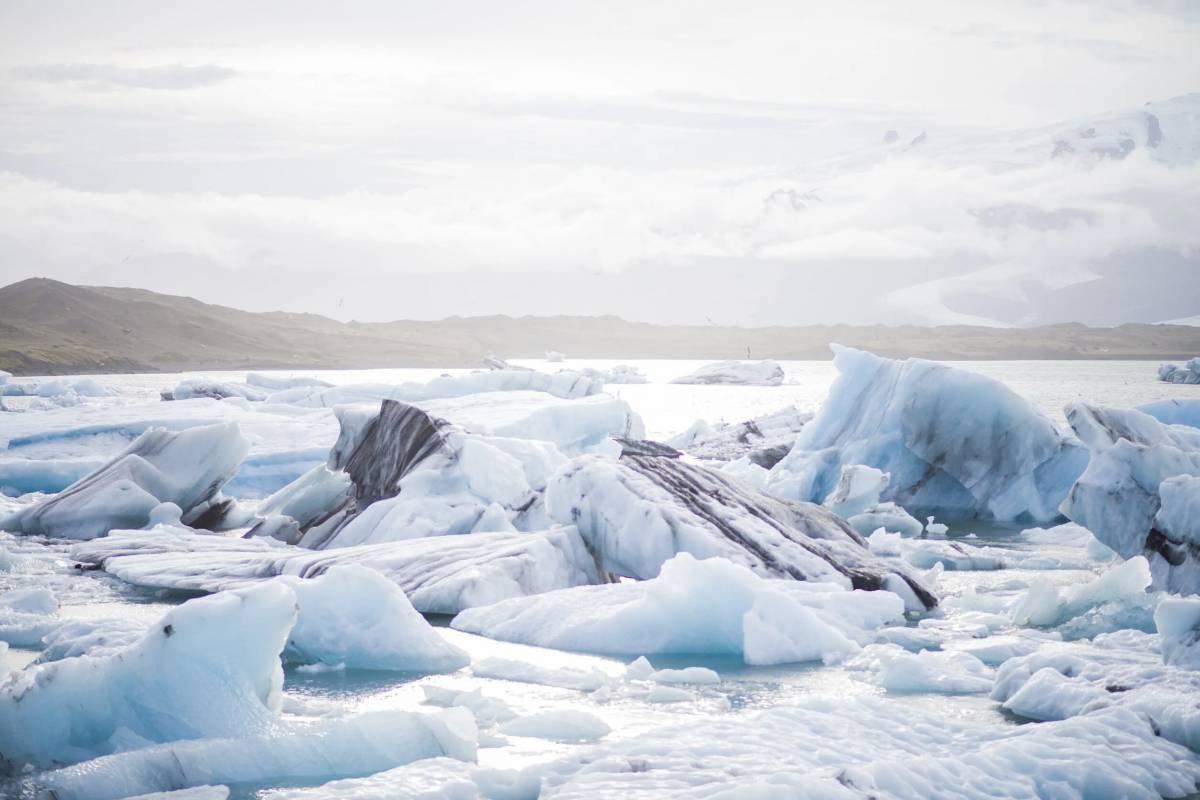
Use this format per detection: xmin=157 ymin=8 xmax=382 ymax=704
xmin=11 ymin=63 xmax=238 ymax=90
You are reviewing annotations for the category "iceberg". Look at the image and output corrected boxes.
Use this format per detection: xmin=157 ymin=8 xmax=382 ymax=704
xmin=278 ymin=564 xmax=469 ymax=672
xmin=1158 ymin=357 xmax=1200 ymax=384
xmin=0 ymin=582 xmax=296 ymax=770
xmin=1 ymin=422 xmax=249 ymax=540
xmin=452 ymin=552 xmax=906 ymax=665
xmin=1060 ymin=403 xmax=1200 ymax=593
xmin=0 ymin=587 xmax=60 ymax=647
xmin=545 ymin=441 xmax=937 ymax=610
xmin=560 ymin=365 xmax=648 ymax=385
xmin=765 ymin=347 xmax=1087 ymax=523
xmin=669 ymin=405 xmax=811 ymax=465
xmin=669 ymin=359 xmax=784 ymax=386
xmin=0 ymin=377 xmax=114 ymax=399
xmin=72 ymin=525 xmax=598 ymax=615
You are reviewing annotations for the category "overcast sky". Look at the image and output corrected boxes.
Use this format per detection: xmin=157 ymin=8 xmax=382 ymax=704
xmin=1 ymin=0 xmax=1198 ymax=326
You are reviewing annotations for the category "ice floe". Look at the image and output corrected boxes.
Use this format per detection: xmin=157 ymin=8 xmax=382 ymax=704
xmin=669 ymin=405 xmax=810 ymax=465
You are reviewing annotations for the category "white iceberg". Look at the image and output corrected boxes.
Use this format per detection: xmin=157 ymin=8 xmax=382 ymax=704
xmin=498 ymin=710 xmax=611 ymax=743
xmin=765 ymin=346 xmax=1087 ymax=523
xmin=162 ymin=379 xmax=268 ymax=402
xmin=265 ymin=369 xmax=601 ymax=407
xmin=560 ymin=364 xmax=648 ymax=385
xmin=0 ymin=587 xmax=60 ymax=647
xmin=1009 ymin=556 xmax=1153 ymax=628
xmin=453 ymin=552 xmax=906 ymax=665
xmin=669 ymin=359 xmax=785 ymax=386
xmin=1 ymin=422 xmax=249 ymax=540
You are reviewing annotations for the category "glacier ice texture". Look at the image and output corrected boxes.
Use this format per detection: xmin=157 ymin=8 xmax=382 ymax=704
xmin=1158 ymin=357 xmax=1200 ymax=384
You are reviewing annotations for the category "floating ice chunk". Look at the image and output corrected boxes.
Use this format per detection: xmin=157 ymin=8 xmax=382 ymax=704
xmin=645 ymin=685 xmax=693 ymax=703
xmin=669 ymin=360 xmax=784 ymax=386
xmin=34 ymin=708 xmax=477 ymax=800
xmin=866 ymin=528 xmax=903 ymax=556
xmin=1157 ymin=357 xmax=1200 ymax=384
xmin=72 ymin=525 xmax=598 ymax=615
xmin=766 ymin=346 xmax=1087 ymax=523
xmin=266 ymin=369 xmax=602 ymax=407
xmin=1156 ymin=596 xmax=1200 ymax=669
xmin=669 ymin=405 xmax=810 ymax=465
xmin=0 ymin=587 xmax=60 ymax=646
xmin=992 ymin=638 xmax=1200 ymax=751
xmin=251 ymin=465 xmax=351 ymax=537
xmin=846 ymin=502 xmax=925 ymax=538
xmin=650 ymin=666 xmax=721 ymax=685
xmin=0 ymin=377 xmax=114 ymax=398
xmin=866 ymin=646 xmax=995 ymax=694
xmin=453 ymin=553 xmax=905 ymax=666
xmin=256 ymin=758 xmax=489 ymax=800
xmin=1 ymin=422 xmax=249 ymax=540
xmin=278 ymin=565 xmax=469 ymax=673
xmin=1139 ymin=397 xmax=1200 ymax=428
xmin=623 ymin=656 xmax=655 ymax=681
xmin=546 ymin=444 xmax=936 ymax=610
xmin=500 ymin=710 xmax=611 ymax=743
xmin=245 ymin=373 xmax=333 ymax=391
xmin=0 ymin=582 xmax=296 ymax=769
xmin=822 ymin=465 xmax=888 ymax=518
xmin=561 ymin=364 xmax=648 ymax=385
xmin=1010 ymin=556 xmax=1152 ymax=628
xmin=471 ymin=657 xmax=611 ymax=691
xmin=1061 ymin=403 xmax=1200 ymax=592
xmin=422 ymin=685 xmax=516 ymax=727
xmin=126 ymin=787 xmax=230 ymax=800
xmin=527 ymin=694 xmax=1200 ymax=800
xmin=163 ymin=379 xmax=268 ymax=402
xmin=924 ymin=516 xmax=948 ymax=536
xmin=1019 ymin=522 xmax=1117 ymax=560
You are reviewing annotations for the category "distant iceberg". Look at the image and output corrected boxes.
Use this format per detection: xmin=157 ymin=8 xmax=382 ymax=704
xmin=1157 ymin=357 xmax=1200 ymax=384
xmin=669 ymin=360 xmax=784 ymax=386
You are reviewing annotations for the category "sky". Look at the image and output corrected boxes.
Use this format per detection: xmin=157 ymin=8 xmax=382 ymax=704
xmin=1 ymin=0 xmax=1198 ymax=326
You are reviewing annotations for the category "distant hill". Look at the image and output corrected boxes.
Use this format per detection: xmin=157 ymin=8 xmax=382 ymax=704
xmin=2 ymin=278 xmax=1199 ymax=375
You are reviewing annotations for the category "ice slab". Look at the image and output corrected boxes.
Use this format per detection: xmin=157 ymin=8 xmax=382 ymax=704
xmin=1158 ymin=357 xmax=1200 ymax=384
xmin=1139 ymin=397 xmax=1200 ymax=429
xmin=1 ymin=422 xmax=249 ymax=539
xmin=669 ymin=405 xmax=810 ymax=465
xmin=546 ymin=443 xmax=937 ymax=610
xmin=453 ymin=552 xmax=905 ymax=665
xmin=72 ymin=525 xmax=598 ymax=615
xmin=766 ymin=346 xmax=1087 ymax=523
xmin=669 ymin=360 xmax=785 ymax=386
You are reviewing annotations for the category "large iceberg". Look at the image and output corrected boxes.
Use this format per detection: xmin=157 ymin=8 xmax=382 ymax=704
xmin=452 ymin=552 xmax=905 ymax=665
xmin=545 ymin=440 xmax=936 ymax=610
xmin=1060 ymin=403 xmax=1200 ymax=592
xmin=1158 ymin=357 xmax=1200 ymax=384
xmin=72 ymin=525 xmax=599 ymax=615
xmin=0 ymin=582 xmax=296 ymax=769
xmin=669 ymin=360 xmax=785 ymax=386
xmin=1 ymin=422 xmax=249 ymax=539
xmin=765 ymin=346 xmax=1087 ymax=523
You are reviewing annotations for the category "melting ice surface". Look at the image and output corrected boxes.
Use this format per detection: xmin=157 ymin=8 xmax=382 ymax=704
xmin=1 ymin=357 xmax=1199 ymax=799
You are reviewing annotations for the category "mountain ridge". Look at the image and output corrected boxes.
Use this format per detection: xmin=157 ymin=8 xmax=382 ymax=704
xmin=2 ymin=278 xmax=1199 ymax=376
